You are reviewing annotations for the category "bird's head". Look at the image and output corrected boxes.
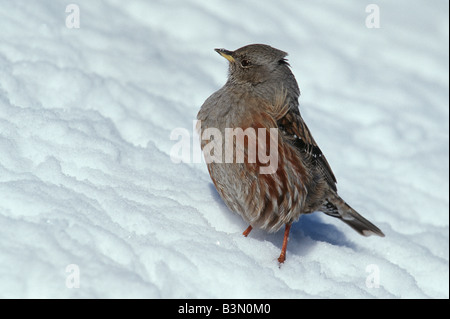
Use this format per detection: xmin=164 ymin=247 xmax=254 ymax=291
xmin=215 ymin=44 xmax=291 ymax=85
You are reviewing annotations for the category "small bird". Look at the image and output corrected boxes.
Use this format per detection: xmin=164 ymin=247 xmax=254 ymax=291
xmin=197 ymin=44 xmax=384 ymax=263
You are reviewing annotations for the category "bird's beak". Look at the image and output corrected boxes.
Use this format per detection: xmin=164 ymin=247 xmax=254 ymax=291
xmin=215 ymin=48 xmax=235 ymax=63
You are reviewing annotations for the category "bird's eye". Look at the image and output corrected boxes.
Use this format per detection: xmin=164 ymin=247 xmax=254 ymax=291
xmin=240 ymin=59 xmax=251 ymax=67
xmin=279 ymin=58 xmax=290 ymax=66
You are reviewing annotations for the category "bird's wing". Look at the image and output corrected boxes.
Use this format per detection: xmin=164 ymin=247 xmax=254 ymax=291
xmin=277 ymin=109 xmax=337 ymax=192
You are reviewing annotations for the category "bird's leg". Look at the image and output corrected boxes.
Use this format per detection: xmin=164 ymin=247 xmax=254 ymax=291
xmin=278 ymin=224 xmax=292 ymax=263
xmin=242 ymin=225 xmax=253 ymax=237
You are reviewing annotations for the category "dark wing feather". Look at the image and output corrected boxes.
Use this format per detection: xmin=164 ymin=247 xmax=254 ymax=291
xmin=278 ymin=110 xmax=337 ymax=191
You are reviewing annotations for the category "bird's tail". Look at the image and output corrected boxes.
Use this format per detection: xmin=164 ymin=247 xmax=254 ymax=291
xmin=322 ymin=193 xmax=385 ymax=237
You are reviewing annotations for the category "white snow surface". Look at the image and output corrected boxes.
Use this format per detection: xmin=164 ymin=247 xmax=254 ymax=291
xmin=0 ymin=0 xmax=448 ymax=299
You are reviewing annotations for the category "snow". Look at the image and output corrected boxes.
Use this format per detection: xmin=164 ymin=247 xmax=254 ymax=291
xmin=0 ymin=0 xmax=448 ymax=299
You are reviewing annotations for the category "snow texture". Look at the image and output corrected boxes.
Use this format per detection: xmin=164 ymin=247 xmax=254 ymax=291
xmin=0 ymin=0 xmax=448 ymax=298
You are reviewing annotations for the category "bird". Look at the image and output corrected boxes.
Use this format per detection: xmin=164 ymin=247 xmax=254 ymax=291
xmin=197 ymin=44 xmax=384 ymax=264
